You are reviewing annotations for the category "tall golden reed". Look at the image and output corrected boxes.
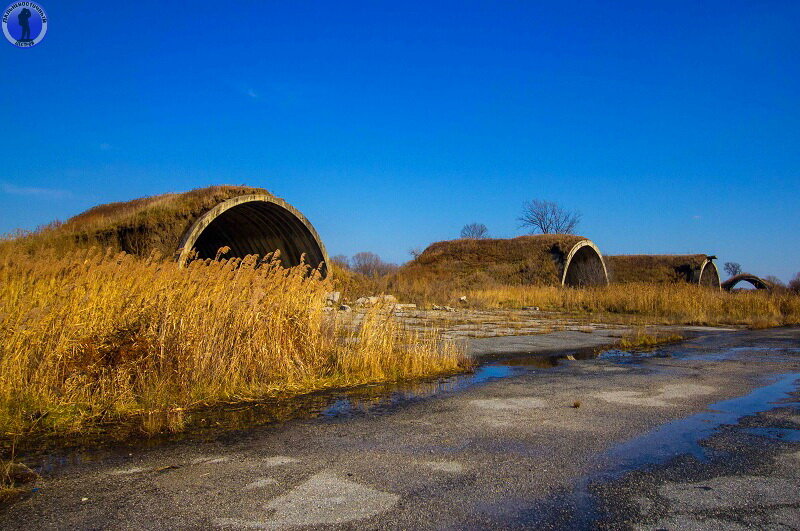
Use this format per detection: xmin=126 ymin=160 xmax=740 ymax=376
xmin=0 ymin=248 xmax=465 ymax=439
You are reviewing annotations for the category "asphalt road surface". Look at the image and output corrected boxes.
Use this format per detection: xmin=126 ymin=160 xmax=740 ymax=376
xmin=4 ymin=327 xmax=799 ymax=530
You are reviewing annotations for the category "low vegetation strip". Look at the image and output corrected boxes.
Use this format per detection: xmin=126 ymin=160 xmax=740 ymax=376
xmin=464 ymin=284 xmax=800 ymax=327
xmin=333 ymin=263 xmax=799 ymax=327
xmin=0 ymin=248 xmax=466 ymax=443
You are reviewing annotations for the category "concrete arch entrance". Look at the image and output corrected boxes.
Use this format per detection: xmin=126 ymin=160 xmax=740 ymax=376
xmin=177 ymin=193 xmax=329 ymax=276
xmin=561 ymin=239 xmax=609 ymax=287
xmin=722 ymin=274 xmax=771 ymax=291
xmin=697 ymin=259 xmax=721 ymax=288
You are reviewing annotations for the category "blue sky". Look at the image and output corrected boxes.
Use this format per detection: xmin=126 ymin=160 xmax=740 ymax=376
xmin=1 ymin=1 xmax=798 ymax=281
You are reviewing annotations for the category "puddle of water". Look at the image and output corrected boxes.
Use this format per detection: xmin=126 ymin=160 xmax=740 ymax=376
xmin=16 ymin=344 xmax=676 ymax=468
xmin=734 ymin=347 xmax=800 ymax=352
xmin=552 ymin=372 xmax=800 ymax=529
xmin=27 ymin=337 xmax=777 ymax=471
xmin=320 ymin=364 xmax=530 ymax=417
xmin=679 ymin=346 xmax=800 ymax=362
xmin=597 ymin=349 xmax=670 ymax=363
xmin=23 ymin=357 xmax=559 ymax=471
xmin=598 ymin=372 xmax=800 ymax=473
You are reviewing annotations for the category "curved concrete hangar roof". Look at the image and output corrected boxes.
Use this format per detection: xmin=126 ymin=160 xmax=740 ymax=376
xmin=721 ymin=273 xmax=772 ymax=291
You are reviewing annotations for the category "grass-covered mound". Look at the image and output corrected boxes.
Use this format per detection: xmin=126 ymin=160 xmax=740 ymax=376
xmin=605 ymin=254 xmax=711 ymax=284
xmin=4 ymin=185 xmax=273 ymax=258
xmin=386 ymin=235 xmax=588 ymax=299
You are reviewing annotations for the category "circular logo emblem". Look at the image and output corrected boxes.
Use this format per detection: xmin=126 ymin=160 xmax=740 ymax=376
xmin=3 ymin=2 xmax=47 ymax=48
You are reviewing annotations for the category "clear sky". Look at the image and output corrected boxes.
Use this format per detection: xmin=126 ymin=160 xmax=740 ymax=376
xmin=1 ymin=1 xmax=798 ymax=281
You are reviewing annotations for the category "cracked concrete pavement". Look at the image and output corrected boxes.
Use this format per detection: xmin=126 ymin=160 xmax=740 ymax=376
xmin=3 ymin=327 xmax=799 ymax=529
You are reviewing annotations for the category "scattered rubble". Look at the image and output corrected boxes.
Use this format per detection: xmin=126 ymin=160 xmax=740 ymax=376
xmin=355 ymin=295 xmax=398 ymax=307
xmin=355 ymin=296 xmax=379 ymax=306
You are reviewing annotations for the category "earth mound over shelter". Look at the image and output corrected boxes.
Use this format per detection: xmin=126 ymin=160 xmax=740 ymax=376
xmin=395 ymin=235 xmax=609 ymax=288
xmin=25 ymin=185 xmax=329 ymax=276
xmin=605 ymin=254 xmax=720 ymax=288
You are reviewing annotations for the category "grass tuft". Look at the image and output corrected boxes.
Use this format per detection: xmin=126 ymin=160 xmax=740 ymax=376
xmin=617 ymin=329 xmax=685 ymax=349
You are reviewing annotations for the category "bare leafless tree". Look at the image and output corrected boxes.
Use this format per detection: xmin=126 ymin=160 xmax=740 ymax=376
xmin=351 ymin=251 xmax=399 ymax=277
xmin=724 ymin=262 xmax=742 ymax=277
xmin=351 ymin=252 xmax=381 ymax=275
xmin=331 ymin=254 xmax=351 ymax=269
xmin=518 ymin=200 xmax=581 ymax=234
xmin=765 ymin=275 xmax=786 ymax=288
xmin=408 ymin=247 xmax=423 ymax=259
xmin=789 ymin=272 xmax=800 ymax=293
xmin=460 ymin=223 xmax=489 ymax=239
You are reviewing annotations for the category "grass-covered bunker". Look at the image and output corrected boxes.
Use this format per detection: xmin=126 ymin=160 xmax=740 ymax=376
xmin=37 ymin=186 xmax=329 ymax=275
xmin=605 ymin=254 xmax=720 ymax=288
xmin=397 ymin=235 xmax=609 ymax=288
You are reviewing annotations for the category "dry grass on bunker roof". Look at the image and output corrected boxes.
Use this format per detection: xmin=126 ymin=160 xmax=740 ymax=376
xmin=605 ymin=254 xmax=710 ymax=284
xmin=1 ymin=185 xmax=274 ymax=257
xmin=414 ymin=235 xmax=586 ymax=266
xmin=386 ymin=235 xmax=589 ymax=291
xmin=64 ymin=185 xmax=271 ymax=230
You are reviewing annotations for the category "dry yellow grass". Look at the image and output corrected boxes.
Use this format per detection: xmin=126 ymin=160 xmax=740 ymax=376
xmin=0 ymin=248 xmax=465 ymax=441
xmin=334 ymin=263 xmax=800 ymax=328
xmin=617 ymin=329 xmax=685 ymax=349
xmin=464 ymin=283 xmax=800 ymax=327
